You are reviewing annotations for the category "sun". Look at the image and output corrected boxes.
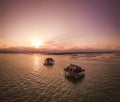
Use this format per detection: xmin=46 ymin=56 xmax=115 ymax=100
xmin=32 ymin=40 xmax=42 ymax=48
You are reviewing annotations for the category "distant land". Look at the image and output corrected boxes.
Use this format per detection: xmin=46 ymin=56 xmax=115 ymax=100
xmin=0 ymin=48 xmax=119 ymax=55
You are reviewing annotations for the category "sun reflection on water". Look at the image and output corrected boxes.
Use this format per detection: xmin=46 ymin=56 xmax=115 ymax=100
xmin=33 ymin=55 xmax=40 ymax=71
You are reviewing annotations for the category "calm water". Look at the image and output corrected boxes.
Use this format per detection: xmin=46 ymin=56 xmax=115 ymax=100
xmin=0 ymin=53 xmax=120 ymax=102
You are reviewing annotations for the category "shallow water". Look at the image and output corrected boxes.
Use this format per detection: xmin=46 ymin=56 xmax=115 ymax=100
xmin=0 ymin=53 xmax=120 ymax=102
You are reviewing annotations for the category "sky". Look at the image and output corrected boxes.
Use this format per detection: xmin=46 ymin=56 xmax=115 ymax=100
xmin=0 ymin=0 xmax=120 ymax=52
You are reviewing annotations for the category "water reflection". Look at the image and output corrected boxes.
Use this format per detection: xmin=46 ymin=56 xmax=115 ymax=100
xmin=65 ymin=75 xmax=85 ymax=84
xmin=33 ymin=55 xmax=40 ymax=71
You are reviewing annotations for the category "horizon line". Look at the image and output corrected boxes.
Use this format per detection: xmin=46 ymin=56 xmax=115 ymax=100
xmin=0 ymin=51 xmax=119 ymax=55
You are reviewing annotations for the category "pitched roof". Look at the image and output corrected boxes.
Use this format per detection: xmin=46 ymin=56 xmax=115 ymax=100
xmin=45 ymin=58 xmax=54 ymax=61
xmin=65 ymin=64 xmax=84 ymax=73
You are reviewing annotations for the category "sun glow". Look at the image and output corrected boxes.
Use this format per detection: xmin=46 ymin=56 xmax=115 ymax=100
xmin=32 ymin=40 xmax=43 ymax=48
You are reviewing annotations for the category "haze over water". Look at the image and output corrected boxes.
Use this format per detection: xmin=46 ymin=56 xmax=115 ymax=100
xmin=0 ymin=52 xmax=120 ymax=102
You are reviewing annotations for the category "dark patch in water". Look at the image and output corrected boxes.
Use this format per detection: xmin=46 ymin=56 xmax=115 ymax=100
xmin=65 ymin=75 xmax=85 ymax=84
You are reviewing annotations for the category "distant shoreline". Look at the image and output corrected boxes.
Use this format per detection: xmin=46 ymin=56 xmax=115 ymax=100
xmin=0 ymin=51 xmax=119 ymax=55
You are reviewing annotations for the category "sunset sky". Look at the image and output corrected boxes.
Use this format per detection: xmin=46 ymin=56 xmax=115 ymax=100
xmin=0 ymin=0 xmax=120 ymax=52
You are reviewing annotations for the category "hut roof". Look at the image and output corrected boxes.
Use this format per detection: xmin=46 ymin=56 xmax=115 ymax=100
xmin=65 ymin=64 xmax=84 ymax=73
xmin=45 ymin=58 xmax=54 ymax=61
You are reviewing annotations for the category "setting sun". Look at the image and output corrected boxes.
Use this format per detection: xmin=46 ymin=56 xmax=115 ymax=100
xmin=32 ymin=40 xmax=42 ymax=48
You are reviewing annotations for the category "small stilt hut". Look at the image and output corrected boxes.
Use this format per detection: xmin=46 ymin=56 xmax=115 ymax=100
xmin=44 ymin=58 xmax=54 ymax=66
xmin=64 ymin=64 xmax=85 ymax=78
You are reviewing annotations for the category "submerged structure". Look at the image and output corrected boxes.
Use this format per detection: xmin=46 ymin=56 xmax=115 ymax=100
xmin=44 ymin=58 xmax=54 ymax=66
xmin=64 ymin=64 xmax=85 ymax=79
